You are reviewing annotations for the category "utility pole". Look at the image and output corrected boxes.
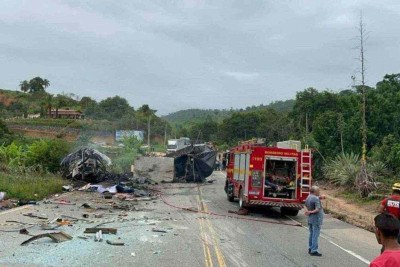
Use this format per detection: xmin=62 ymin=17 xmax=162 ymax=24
xmin=164 ymin=122 xmax=167 ymax=147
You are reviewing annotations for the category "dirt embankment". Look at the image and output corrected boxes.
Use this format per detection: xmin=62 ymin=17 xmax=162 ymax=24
xmin=0 ymin=92 xmax=15 ymax=106
xmin=320 ymin=186 xmax=378 ymax=232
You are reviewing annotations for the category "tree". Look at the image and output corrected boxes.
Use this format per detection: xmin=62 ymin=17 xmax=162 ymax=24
xmin=19 ymin=77 xmax=50 ymax=94
xmin=95 ymin=96 xmax=135 ymax=121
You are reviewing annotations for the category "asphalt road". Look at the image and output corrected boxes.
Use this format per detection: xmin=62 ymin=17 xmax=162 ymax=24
xmin=0 ymin=171 xmax=380 ymax=267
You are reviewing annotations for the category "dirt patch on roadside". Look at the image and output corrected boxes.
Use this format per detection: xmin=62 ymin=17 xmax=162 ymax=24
xmin=320 ymin=186 xmax=379 ymax=232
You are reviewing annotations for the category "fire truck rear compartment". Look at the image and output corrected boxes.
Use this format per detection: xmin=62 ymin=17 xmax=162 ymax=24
xmin=264 ymin=159 xmax=296 ymax=199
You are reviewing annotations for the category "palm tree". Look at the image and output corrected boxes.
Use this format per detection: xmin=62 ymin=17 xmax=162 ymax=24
xmin=19 ymin=80 xmax=30 ymax=93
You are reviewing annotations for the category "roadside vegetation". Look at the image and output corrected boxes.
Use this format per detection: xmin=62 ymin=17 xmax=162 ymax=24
xmin=0 ymin=173 xmax=64 ymax=201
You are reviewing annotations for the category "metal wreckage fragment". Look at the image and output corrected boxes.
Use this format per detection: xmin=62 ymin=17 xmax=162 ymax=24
xmin=169 ymin=144 xmax=217 ymax=183
xmin=60 ymin=147 xmax=112 ymax=182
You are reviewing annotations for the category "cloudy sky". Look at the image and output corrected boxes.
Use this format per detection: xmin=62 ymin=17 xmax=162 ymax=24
xmin=0 ymin=1 xmax=399 ymax=115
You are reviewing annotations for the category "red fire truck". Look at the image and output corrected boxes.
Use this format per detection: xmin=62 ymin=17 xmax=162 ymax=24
xmin=224 ymin=140 xmax=311 ymax=216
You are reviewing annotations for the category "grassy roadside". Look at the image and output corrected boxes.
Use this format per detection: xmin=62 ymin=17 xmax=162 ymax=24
xmin=0 ymin=172 xmax=64 ymax=201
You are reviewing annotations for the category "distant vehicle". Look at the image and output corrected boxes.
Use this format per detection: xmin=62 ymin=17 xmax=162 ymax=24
xmin=167 ymin=137 xmax=191 ymax=153
xmin=224 ymin=139 xmax=311 ymax=216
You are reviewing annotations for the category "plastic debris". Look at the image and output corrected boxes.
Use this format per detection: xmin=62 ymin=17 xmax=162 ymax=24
xmin=62 ymin=185 xmax=73 ymax=192
xmin=95 ymin=230 xmax=103 ymax=242
xmin=0 ymin=192 xmax=6 ymax=201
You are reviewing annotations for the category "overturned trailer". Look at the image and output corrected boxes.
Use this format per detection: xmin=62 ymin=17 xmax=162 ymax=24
xmin=60 ymin=147 xmax=112 ymax=182
xmin=168 ymin=145 xmax=216 ymax=183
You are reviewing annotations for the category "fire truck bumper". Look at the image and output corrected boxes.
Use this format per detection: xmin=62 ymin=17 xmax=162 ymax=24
xmin=248 ymin=200 xmax=304 ymax=209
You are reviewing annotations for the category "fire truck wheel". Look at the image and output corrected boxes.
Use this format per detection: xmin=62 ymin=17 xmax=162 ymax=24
xmin=226 ymin=182 xmax=234 ymax=202
xmin=239 ymin=188 xmax=247 ymax=208
xmin=280 ymin=207 xmax=299 ymax=217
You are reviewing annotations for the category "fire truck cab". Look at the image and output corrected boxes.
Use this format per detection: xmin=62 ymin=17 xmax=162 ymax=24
xmin=224 ymin=140 xmax=311 ymax=216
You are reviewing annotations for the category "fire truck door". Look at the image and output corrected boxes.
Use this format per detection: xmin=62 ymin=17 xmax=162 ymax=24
xmin=233 ymin=154 xmax=240 ymax=180
xmin=243 ymin=153 xmax=250 ymax=195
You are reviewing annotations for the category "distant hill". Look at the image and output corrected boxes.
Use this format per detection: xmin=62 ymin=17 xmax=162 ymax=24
xmin=163 ymin=99 xmax=295 ymax=126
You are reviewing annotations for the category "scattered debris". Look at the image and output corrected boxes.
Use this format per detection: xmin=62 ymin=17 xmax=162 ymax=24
xmin=152 ymin=228 xmax=168 ymax=233
xmin=81 ymin=203 xmax=92 ymax=209
xmin=56 ymin=218 xmax=72 ymax=226
xmin=78 ymin=183 xmax=92 ymax=191
xmin=17 ymin=200 xmax=38 ymax=206
xmin=116 ymin=184 xmax=134 ymax=193
xmin=19 ymin=229 xmax=30 ymax=235
xmin=134 ymin=189 xmax=149 ymax=197
xmin=106 ymin=240 xmax=125 ymax=246
xmin=207 ymin=179 xmax=216 ymax=184
xmin=40 ymin=223 xmax=60 ymax=230
xmin=89 ymin=185 xmax=117 ymax=194
xmin=103 ymin=192 xmax=113 ymax=199
xmin=131 ymin=252 xmax=136 ymax=257
xmin=44 ymin=200 xmax=75 ymax=205
xmin=82 ymin=214 xmax=89 ymax=218
xmin=95 ymin=230 xmax=103 ymax=242
xmin=62 ymin=185 xmax=73 ymax=192
xmin=21 ymin=231 xmax=73 ymax=246
xmin=84 ymin=228 xmax=117 ymax=234
xmin=23 ymin=213 xmax=48 ymax=220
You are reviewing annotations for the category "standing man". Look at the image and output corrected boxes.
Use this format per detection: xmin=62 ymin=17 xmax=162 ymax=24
xmin=370 ymin=213 xmax=400 ymax=267
xmin=305 ymin=186 xmax=324 ymax=257
xmin=378 ymin=183 xmax=400 ymax=251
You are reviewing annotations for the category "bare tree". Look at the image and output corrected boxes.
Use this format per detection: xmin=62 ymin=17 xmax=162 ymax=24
xmin=355 ymin=12 xmax=376 ymax=198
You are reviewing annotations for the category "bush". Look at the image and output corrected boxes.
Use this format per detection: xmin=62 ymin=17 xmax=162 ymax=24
xmin=26 ymin=139 xmax=71 ymax=173
xmin=109 ymin=136 xmax=142 ymax=172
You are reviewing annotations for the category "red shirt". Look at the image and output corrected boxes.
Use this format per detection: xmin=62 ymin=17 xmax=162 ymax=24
xmin=370 ymin=250 xmax=400 ymax=267
xmin=381 ymin=195 xmax=400 ymax=218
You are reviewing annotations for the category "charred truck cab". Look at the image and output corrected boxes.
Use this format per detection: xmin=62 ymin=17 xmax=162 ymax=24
xmin=224 ymin=140 xmax=311 ymax=216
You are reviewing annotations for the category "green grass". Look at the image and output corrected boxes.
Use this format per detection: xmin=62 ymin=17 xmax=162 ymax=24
xmin=0 ymin=172 xmax=65 ymax=200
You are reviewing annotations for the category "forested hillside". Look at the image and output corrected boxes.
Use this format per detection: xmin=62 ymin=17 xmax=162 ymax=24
xmin=163 ymin=99 xmax=295 ymax=127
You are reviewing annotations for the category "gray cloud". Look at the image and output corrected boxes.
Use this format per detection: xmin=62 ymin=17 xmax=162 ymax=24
xmin=0 ymin=0 xmax=399 ymax=115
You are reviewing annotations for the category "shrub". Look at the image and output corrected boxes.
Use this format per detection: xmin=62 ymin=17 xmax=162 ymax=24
xmin=26 ymin=139 xmax=70 ymax=172
xmin=324 ymin=152 xmax=387 ymax=192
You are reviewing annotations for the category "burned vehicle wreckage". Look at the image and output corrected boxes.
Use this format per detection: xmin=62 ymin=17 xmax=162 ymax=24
xmin=60 ymin=148 xmax=113 ymax=182
xmin=168 ymin=144 xmax=217 ymax=183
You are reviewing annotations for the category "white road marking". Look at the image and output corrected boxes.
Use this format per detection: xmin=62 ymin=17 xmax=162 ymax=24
xmin=286 ymin=216 xmax=370 ymax=265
